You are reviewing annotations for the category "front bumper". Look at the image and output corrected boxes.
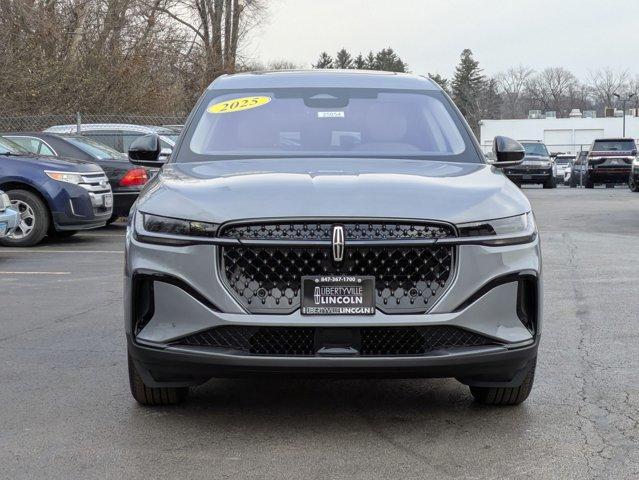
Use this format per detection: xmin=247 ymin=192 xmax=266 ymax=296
xmin=504 ymin=168 xmax=552 ymax=183
xmin=588 ymin=167 xmax=631 ymax=183
xmin=125 ymin=228 xmax=542 ymax=386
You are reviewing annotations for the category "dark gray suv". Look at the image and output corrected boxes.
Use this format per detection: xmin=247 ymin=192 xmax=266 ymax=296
xmin=124 ymin=71 xmax=542 ymax=407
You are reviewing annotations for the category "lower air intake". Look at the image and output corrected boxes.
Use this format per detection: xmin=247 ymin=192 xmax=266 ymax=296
xmin=173 ymin=325 xmax=497 ymax=356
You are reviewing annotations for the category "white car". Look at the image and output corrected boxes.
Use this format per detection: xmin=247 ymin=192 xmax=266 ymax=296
xmin=0 ymin=191 xmax=19 ymax=238
xmin=554 ymin=154 xmax=575 ymax=183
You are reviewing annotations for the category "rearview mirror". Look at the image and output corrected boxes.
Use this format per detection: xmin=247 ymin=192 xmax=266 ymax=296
xmin=492 ymin=136 xmax=525 ymax=167
xmin=128 ymin=134 xmax=165 ymax=167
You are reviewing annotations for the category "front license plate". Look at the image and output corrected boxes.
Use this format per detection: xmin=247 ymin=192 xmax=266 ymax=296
xmin=522 ymin=174 xmax=532 ymax=180
xmin=301 ymin=275 xmax=375 ymax=315
xmin=104 ymin=195 xmax=113 ymax=208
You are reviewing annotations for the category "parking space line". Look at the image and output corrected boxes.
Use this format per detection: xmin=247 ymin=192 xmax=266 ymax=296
xmin=0 ymin=250 xmax=123 ymax=254
xmin=0 ymin=271 xmax=71 ymax=275
xmin=75 ymin=233 xmax=125 ymax=237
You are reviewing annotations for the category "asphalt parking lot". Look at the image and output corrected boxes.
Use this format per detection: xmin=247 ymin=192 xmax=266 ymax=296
xmin=1 ymin=187 xmax=638 ymax=480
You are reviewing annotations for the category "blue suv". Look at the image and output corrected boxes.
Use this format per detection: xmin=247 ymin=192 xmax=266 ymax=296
xmin=0 ymin=136 xmax=113 ymax=246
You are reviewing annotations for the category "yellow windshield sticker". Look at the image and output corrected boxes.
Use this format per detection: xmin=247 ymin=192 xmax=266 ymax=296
xmin=207 ymin=96 xmax=271 ymax=114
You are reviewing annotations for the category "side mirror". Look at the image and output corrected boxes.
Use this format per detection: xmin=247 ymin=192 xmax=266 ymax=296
xmin=128 ymin=134 xmax=165 ymax=167
xmin=492 ymin=136 xmax=525 ymax=167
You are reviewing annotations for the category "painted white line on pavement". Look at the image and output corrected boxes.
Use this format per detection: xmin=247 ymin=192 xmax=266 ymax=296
xmin=0 ymin=250 xmax=123 ymax=254
xmin=0 ymin=271 xmax=71 ymax=275
xmin=76 ymin=233 xmax=125 ymax=237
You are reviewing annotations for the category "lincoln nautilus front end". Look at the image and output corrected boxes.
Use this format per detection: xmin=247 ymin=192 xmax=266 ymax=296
xmin=124 ymin=70 xmax=542 ymax=406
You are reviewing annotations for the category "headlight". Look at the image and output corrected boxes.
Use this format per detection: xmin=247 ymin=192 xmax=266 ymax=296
xmin=45 ymin=171 xmax=84 ymax=185
xmin=135 ymin=212 xmax=219 ymax=245
xmin=632 ymin=158 xmax=639 ymax=166
xmin=457 ymin=212 xmax=537 ymax=245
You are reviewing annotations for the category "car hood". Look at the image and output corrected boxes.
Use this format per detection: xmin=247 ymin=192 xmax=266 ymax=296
xmin=136 ymin=158 xmax=531 ymax=225
xmin=1 ymin=153 xmax=103 ymax=173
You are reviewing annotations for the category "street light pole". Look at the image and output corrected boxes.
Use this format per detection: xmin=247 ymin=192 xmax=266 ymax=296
xmin=613 ymin=92 xmax=636 ymax=137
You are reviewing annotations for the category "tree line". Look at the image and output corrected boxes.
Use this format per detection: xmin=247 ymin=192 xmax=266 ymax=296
xmin=0 ymin=0 xmax=265 ymax=116
xmin=315 ymin=48 xmax=639 ymax=135
xmin=2 ymin=3 xmax=638 ymax=132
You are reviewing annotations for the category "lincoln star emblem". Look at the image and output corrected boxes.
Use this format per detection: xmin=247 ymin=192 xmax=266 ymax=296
xmin=332 ymin=225 xmax=345 ymax=262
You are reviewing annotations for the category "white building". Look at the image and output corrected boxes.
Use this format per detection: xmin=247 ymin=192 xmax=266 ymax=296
xmin=479 ymin=116 xmax=639 ymax=154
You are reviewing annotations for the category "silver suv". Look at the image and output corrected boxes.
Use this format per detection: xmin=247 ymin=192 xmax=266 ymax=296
xmin=124 ymin=71 xmax=541 ymax=407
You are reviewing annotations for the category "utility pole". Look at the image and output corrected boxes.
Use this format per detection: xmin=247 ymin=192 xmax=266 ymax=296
xmin=613 ymin=92 xmax=635 ymax=137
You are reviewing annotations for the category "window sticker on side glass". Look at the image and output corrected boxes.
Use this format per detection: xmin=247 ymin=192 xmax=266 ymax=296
xmin=207 ymin=96 xmax=271 ymax=114
xmin=317 ymin=111 xmax=345 ymax=118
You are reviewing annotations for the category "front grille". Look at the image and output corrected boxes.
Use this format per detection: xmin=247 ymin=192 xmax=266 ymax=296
xmin=173 ymin=325 xmax=497 ymax=356
xmin=221 ymin=245 xmax=454 ymax=314
xmin=221 ymin=221 xmax=455 ymax=241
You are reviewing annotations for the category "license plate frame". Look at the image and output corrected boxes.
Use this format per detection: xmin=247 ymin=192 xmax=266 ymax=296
xmin=301 ymin=275 xmax=376 ymax=316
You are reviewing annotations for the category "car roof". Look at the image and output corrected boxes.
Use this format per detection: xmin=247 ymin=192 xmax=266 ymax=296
xmin=208 ymin=70 xmax=439 ymax=91
xmin=44 ymin=124 xmax=176 ymax=134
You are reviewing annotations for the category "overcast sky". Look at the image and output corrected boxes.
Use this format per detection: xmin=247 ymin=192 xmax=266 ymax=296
xmin=247 ymin=0 xmax=639 ymax=80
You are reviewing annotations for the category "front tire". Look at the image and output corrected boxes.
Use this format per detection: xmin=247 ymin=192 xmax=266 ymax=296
xmin=128 ymin=353 xmax=188 ymax=406
xmin=0 ymin=189 xmax=49 ymax=247
xmin=543 ymin=176 xmax=556 ymax=189
xmin=470 ymin=360 xmax=536 ymax=406
xmin=629 ymin=175 xmax=639 ymax=192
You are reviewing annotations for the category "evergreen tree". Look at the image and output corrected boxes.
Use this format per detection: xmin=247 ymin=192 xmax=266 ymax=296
xmin=364 ymin=51 xmax=377 ymax=70
xmin=334 ymin=48 xmax=353 ymax=69
xmin=352 ymin=53 xmax=367 ymax=70
xmin=451 ymin=49 xmax=486 ymax=133
xmin=428 ymin=73 xmax=450 ymax=94
xmin=374 ymin=48 xmax=408 ymax=72
xmin=313 ymin=52 xmax=334 ymax=69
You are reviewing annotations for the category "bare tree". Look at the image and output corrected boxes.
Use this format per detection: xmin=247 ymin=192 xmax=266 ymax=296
xmin=588 ymin=68 xmax=630 ymax=110
xmin=495 ymin=65 xmax=534 ymax=118
xmin=528 ymin=67 xmax=579 ymax=116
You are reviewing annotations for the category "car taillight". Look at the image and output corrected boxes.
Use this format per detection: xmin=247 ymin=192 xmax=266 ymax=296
xmin=119 ymin=168 xmax=148 ymax=187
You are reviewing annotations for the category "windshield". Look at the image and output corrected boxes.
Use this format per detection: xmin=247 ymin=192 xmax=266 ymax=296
xmin=182 ymin=89 xmax=475 ymax=162
xmin=592 ymin=140 xmax=637 ymax=152
xmin=521 ymin=142 xmax=549 ymax=157
xmin=555 ymin=158 xmax=572 ymax=165
xmin=0 ymin=136 xmax=29 ymax=155
xmin=63 ymin=135 xmax=125 ymax=159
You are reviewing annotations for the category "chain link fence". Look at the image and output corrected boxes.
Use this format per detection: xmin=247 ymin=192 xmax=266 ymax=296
xmin=0 ymin=113 xmax=187 ymax=132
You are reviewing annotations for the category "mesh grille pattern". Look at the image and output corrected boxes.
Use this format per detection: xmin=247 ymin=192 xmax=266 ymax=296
xmin=221 ymin=245 xmax=454 ymax=314
xmin=221 ymin=221 xmax=455 ymax=241
xmin=173 ymin=326 xmax=496 ymax=356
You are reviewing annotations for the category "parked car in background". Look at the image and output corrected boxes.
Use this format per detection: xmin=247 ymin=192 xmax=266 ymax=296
xmin=0 ymin=190 xmax=19 ymax=238
xmin=0 ymin=136 xmax=112 ymax=246
xmin=503 ymin=140 xmax=556 ymax=188
xmin=4 ymin=133 xmax=149 ymax=222
xmin=44 ymin=124 xmax=178 ymax=160
xmin=568 ymin=150 xmax=588 ymax=187
xmin=554 ymin=154 xmax=574 ymax=183
xmin=584 ymin=138 xmax=636 ymax=188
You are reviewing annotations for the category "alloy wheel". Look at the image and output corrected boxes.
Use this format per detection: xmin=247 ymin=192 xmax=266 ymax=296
xmin=9 ymin=199 xmax=35 ymax=240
